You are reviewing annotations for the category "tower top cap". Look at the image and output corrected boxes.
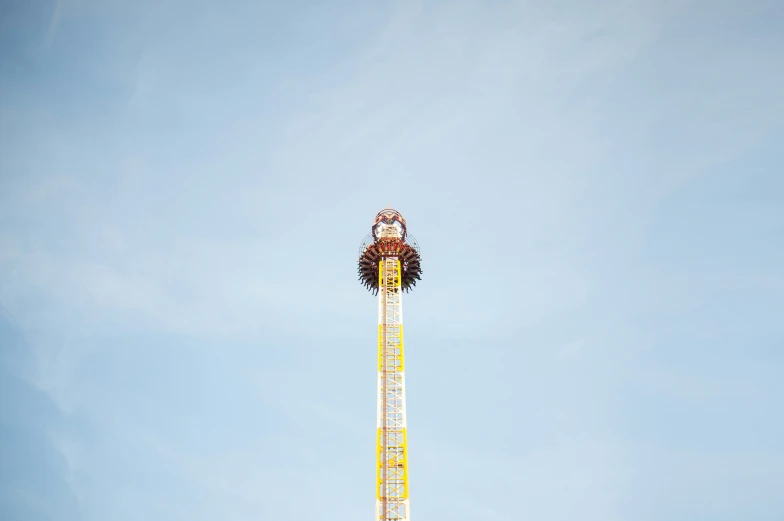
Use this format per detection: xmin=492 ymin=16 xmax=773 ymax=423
xmin=373 ymin=208 xmax=406 ymax=227
xmin=372 ymin=208 xmax=407 ymax=241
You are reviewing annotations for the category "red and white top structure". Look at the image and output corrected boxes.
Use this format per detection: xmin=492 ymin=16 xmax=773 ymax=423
xmin=358 ymin=209 xmax=422 ymax=521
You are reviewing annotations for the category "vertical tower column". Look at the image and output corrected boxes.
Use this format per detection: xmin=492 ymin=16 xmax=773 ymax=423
xmin=376 ymin=258 xmax=410 ymax=521
xmin=360 ymin=208 xmax=420 ymax=521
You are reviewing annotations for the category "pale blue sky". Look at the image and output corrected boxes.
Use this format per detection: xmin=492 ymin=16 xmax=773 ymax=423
xmin=1 ymin=0 xmax=783 ymax=520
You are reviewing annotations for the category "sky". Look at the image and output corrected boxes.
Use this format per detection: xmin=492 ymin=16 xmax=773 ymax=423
xmin=1 ymin=0 xmax=783 ymax=519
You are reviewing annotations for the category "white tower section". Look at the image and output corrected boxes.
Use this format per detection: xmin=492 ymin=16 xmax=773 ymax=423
xmin=376 ymin=254 xmax=410 ymax=521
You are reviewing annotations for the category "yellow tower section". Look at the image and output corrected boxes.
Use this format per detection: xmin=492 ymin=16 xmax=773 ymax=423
xmin=376 ymin=258 xmax=410 ymax=520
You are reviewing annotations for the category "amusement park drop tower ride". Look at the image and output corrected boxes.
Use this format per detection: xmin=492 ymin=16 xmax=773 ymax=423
xmin=358 ymin=209 xmax=422 ymax=521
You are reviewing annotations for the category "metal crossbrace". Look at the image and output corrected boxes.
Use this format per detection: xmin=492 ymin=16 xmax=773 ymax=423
xmin=377 ymin=257 xmax=409 ymax=521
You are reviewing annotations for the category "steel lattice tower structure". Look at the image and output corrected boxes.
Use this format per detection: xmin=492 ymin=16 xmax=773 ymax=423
xmin=358 ymin=208 xmax=422 ymax=521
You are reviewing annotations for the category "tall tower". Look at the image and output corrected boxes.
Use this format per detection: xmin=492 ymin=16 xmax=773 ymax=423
xmin=358 ymin=209 xmax=422 ymax=521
